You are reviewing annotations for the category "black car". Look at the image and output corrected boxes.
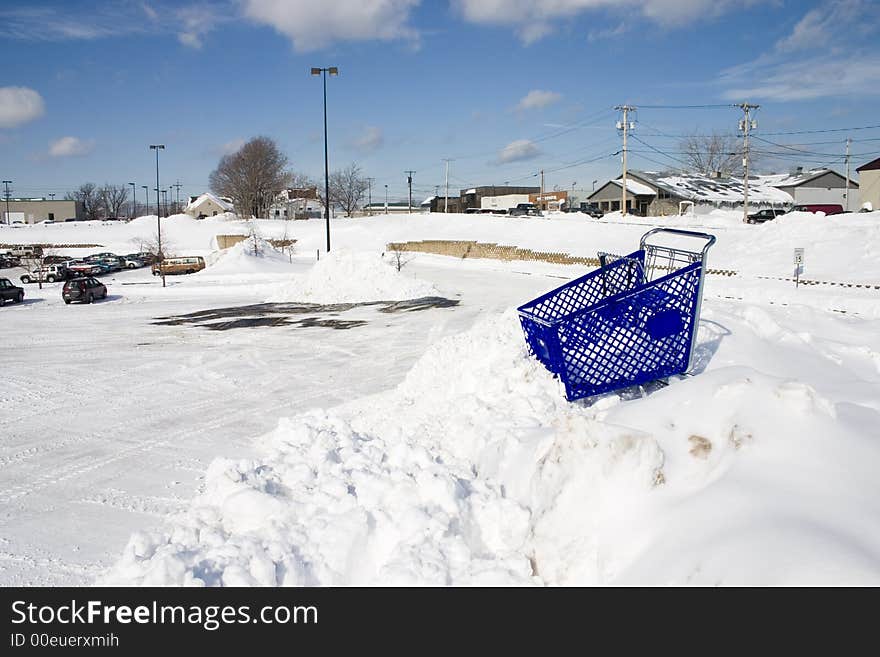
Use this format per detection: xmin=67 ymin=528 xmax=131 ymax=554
xmin=62 ymin=277 xmax=107 ymax=304
xmin=746 ymin=208 xmax=787 ymax=224
xmin=0 ymin=278 xmax=25 ymax=305
xmin=0 ymin=255 xmax=21 ymax=268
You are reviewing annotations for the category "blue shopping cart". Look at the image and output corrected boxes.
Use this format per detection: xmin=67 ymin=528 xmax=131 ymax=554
xmin=517 ymin=228 xmax=716 ymax=401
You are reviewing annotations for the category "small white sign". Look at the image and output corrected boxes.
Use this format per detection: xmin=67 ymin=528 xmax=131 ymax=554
xmin=793 ymin=248 xmax=804 ymax=266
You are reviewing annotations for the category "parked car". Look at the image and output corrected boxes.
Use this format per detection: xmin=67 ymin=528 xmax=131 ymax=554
xmin=94 ymin=257 xmax=122 ymax=272
xmin=0 ymin=255 xmax=21 ymax=268
xmin=66 ymin=261 xmax=103 ymax=277
xmin=129 ymin=252 xmax=157 ymax=265
xmin=152 ymin=256 xmax=206 ymax=276
xmin=746 ymin=208 xmax=787 ymax=224
xmin=789 ymin=204 xmax=844 ymax=215
xmin=7 ymin=245 xmax=43 ymax=258
xmin=509 ymin=203 xmax=541 ymax=217
xmin=121 ymin=256 xmax=145 ymax=269
xmin=0 ymin=277 xmax=25 ymax=305
xmin=20 ymin=265 xmax=70 ymax=284
xmin=84 ymin=252 xmax=118 ymax=262
xmin=43 ymin=255 xmax=75 ymax=265
xmin=62 ymin=277 xmax=107 ymax=304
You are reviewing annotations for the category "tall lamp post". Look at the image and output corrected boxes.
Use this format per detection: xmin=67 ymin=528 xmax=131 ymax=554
xmin=128 ymin=182 xmax=136 ymax=220
xmin=310 ymin=66 xmax=338 ymax=252
xmin=2 ymin=180 xmax=11 ymax=225
xmin=149 ymin=145 xmax=165 ymax=288
xmin=384 ymin=184 xmax=388 ymax=214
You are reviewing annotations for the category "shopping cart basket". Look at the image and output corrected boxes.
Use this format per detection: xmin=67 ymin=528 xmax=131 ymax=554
xmin=517 ymin=228 xmax=716 ymax=401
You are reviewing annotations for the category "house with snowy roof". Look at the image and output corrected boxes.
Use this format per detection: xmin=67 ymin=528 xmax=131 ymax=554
xmin=587 ymin=168 xmax=856 ymax=216
xmin=855 ymin=157 xmax=879 ymax=211
xmin=184 ymin=192 xmax=234 ymax=218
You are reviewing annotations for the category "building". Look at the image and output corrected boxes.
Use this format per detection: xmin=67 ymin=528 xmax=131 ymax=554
xmin=1 ymin=198 xmax=84 ymax=224
xmin=362 ymin=201 xmax=418 ymax=214
xmin=421 ymin=196 xmax=462 ymax=213
xmin=763 ymin=167 xmax=858 ymax=210
xmin=460 ymin=186 xmax=539 ymax=212
xmin=267 ymin=188 xmax=322 ymax=219
xmin=480 ymin=193 xmax=531 ymax=211
xmin=586 ymin=169 xmax=854 ymax=216
xmin=856 ymin=157 xmax=880 ymax=211
xmin=184 ymin=193 xmax=234 ymax=218
xmin=529 ymin=190 xmax=569 ymax=212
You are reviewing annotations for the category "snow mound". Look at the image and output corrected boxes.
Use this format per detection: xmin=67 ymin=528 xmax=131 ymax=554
xmin=205 ymin=237 xmax=294 ymax=275
xmin=266 ymin=249 xmax=439 ymax=303
xmin=104 ymin=304 xmax=880 ymax=586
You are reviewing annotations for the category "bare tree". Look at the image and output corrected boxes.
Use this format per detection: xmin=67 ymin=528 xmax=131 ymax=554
xmin=329 ymin=162 xmax=368 ymax=217
xmin=130 ymin=232 xmax=173 ymax=260
xmin=678 ymin=132 xmax=747 ymax=176
xmin=387 ymin=248 xmax=413 ymax=272
xmin=209 ymin=136 xmax=290 ymax=219
xmin=65 ymin=183 xmax=101 ymax=220
xmin=99 ymin=184 xmax=129 ymax=219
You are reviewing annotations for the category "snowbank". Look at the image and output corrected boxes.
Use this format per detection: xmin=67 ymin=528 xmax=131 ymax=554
xmin=204 ymin=237 xmax=294 ymax=275
xmin=103 ymin=302 xmax=880 ymax=586
xmin=265 ymin=249 xmax=439 ymax=303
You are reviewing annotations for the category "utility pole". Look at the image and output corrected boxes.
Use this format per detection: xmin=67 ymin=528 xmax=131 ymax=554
xmin=538 ymin=169 xmax=545 ymax=213
xmin=384 ymin=184 xmax=388 ymax=214
xmin=845 ymin=137 xmax=852 ymax=213
xmin=405 ymin=170 xmax=415 ymax=213
xmin=366 ymin=177 xmax=374 ymax=216
xmin=442 ymin=158 xmax=453 ymax=213
xmin=2 ymin=181 xmax=11 ymax=225
xmin=615 ymin=105 xmax=636 ymax=217
xmin=149 ymin=144 xmax=165 ymax=288
xmin=173 ymin=180 xmax=182 ymax=214
xmin=737 ymin=102 xmax=759 ymax=223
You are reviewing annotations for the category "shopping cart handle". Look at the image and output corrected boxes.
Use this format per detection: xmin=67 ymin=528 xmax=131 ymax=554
xmin=639 ymin=228 xmax=716 ymax=257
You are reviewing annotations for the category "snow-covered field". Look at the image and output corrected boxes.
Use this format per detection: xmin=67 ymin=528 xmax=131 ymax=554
xmin=2 ymin=210 xmax=879 ymax=585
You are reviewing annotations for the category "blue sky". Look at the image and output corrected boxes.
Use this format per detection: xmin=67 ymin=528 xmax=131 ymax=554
xmin=1 ymin=0 xmax=879 ymax=204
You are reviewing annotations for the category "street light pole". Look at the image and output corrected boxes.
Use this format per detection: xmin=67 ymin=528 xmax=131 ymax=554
xmin=149 ymin=144 xmax=165 ymax=288
xmin=311 ymin=66 xmax=338 ymax=252
xmin=384 ymin=184 xmax=388 ymax=214
xmin=2 ymin=181 xmax=11 ymax=225
xmin=128 ymin=182 xmax=136 ymax=220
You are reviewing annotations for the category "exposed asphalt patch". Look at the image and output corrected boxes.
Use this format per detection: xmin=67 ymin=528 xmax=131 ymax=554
xmin=153 ymin=297 xmax=459 ymax=331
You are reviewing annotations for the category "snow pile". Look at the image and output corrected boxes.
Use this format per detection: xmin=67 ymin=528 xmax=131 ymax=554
xmin=204 ymin=237 xmax=293 ymax=275
xmin=266 ymin=249 xmax=439 ymax=303
xmin=104 ymin=301 xmax=880 ymax=586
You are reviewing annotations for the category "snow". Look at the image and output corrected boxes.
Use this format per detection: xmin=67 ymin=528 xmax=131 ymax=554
xmin=265 ymin=249 xmax=439 ymax=303
xmin=2 ymin=209 xmax=880 ymax=586
xmin=611 ymin=178 xmax=656 ymax=196
xmin=184 ymin=192 xmax=233 ymax=214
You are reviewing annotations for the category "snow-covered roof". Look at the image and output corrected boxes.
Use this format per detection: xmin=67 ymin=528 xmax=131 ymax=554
xmin=465 ymin=189 xmax=476 ymax=195
xmin=627 ymin=171 xmax=793 ymax=204
xmin=185 ymin=192 xmax=234 ymax=213
xmin=763 ymin=168 xmax=854 ymax=188
xmin=609 ymin=178 xmax=656 ymax=196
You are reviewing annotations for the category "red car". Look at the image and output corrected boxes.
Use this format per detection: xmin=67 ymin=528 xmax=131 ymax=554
xmin=790 ymin=204 xmax=844 ymax=215
xmin=62 ymin=277 xmax=107 ymax=304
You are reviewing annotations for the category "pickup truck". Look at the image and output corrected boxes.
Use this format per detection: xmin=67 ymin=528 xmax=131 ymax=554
xmin=508 ymin=203 xmax=541 ymax=217
xmin=0 ymin=277 xmax=25 ymax=305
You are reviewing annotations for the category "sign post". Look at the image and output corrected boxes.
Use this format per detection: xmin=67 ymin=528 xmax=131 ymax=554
xmin=793 ymin=248 xmax=804 ymax=288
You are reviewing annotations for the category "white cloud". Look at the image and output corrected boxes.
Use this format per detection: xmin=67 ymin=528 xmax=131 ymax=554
xmin=241 ymin=0 xmax=420 ymax=51
xmin=720 ymin=53 xmax=880 ymax=102
xmin=0 ymin=87 xmax=45 ymax=129
xmin=177 ymin=5 xmax=226 ymax=49
xmin=351 ymin=126 xmax=384 ymax=153
xmin=496 ymin=139 xmax=541 ymax=164
xmin=720 ymin=0 xmax=880 ymax=101
xmin=516 ymin=90 xmax=562 ymax=111
xmin=452 ymin=0 xmax=767 ymax=44
xmin=775 ymin=0 xmax=870 ymax=53
xmin=48 ymin=136 xmax=95 ymax=158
